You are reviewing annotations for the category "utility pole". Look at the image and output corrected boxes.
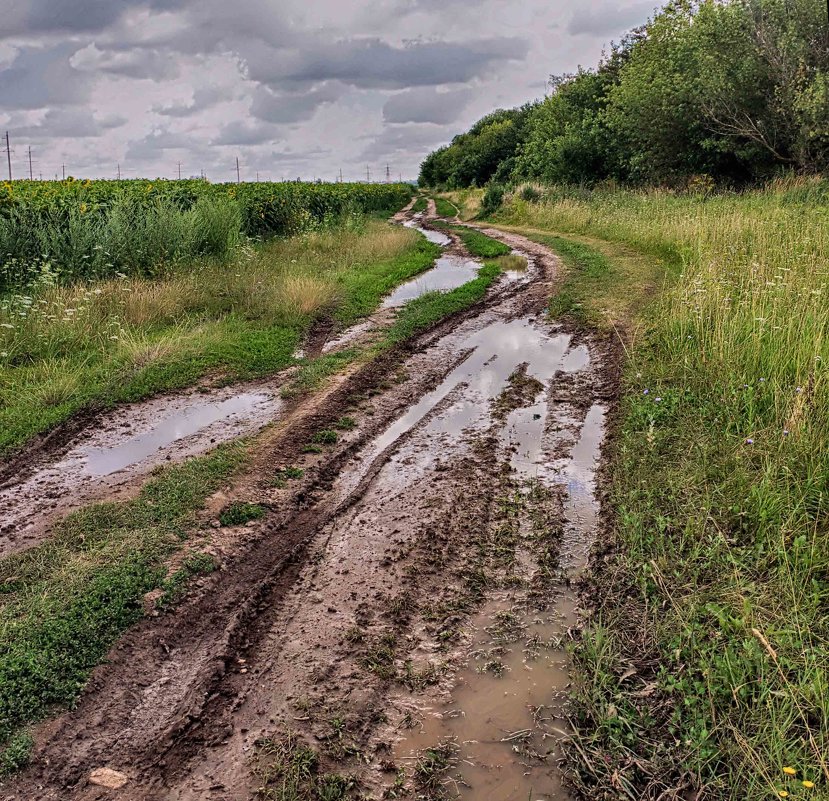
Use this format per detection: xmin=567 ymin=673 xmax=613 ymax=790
xmin=28 ymin=146 xmax=33 ymax=180
xmin=236 ymin=157 xmax=241 ymax=184
xmin=366 ymin=165 xmax=370 ymax=182
xmin=177 ymin=161 xmax=182 ymax=180
xmin=4 ymin=132 xmax=11 ymax=181
xmin=385 ymin=164 xmax=390 ymax=183
xmin=339 ymin=168 xmax=343 ymax=183
xmin=61 ymin=164 xmax=65 ymax=180
xmin=256 ymin=171 xmax=260 ymax=182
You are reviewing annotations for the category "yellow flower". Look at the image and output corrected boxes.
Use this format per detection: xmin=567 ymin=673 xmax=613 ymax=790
xmin=802 ymin=781 xmax=815 ymax=789
xmin=779 ymin=792 xmax=789 ymax=798
xmin=783 ymin=767 xmax=797 ymax=776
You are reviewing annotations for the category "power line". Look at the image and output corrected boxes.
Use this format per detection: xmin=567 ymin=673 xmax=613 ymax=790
xmin=4 ymin=132 xmax=12 ymax=181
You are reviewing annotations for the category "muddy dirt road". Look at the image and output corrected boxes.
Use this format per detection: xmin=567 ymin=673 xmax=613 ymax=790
xmin=3 ymin=207 xmax=615 ymax=800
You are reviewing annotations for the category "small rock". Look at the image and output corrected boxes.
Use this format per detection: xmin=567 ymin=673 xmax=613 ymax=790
xmin=89 ymin=767 xmax=128 ymax=789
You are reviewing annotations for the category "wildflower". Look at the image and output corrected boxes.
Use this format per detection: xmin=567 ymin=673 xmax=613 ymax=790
xmin=643 ymin=389 xmax=649 ymax=395
xmin=783 ymin=430 xmax=790 ymax=436
xmin=796 ymin=387 xmax=803 ymax=394
xmin=655 ymin=397 xmax=662 ymax=403
xmin=779 ymin=792 xmax=789 ymax=798
xmin=802 ymin=781 xmax=815 ymax=789
xmin=745 ymin=438 xmax=754 ymax=445
xmin=783 ymin=767 xmax=797 ymax=776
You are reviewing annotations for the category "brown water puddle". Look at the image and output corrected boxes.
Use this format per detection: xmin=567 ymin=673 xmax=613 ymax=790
xmin=387 ymin=343 xmax=606 ymax=801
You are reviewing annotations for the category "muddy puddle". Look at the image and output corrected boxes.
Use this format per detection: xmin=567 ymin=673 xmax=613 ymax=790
xmin=374 ymin=318 xmax=605 ymax=800
xmin=404 ymin=215 xmax=452 ymax=247
xmin=0 ymin=386 xmax=281 ymax=559
xmin=382 ymin=255 xmax=482 ymax=307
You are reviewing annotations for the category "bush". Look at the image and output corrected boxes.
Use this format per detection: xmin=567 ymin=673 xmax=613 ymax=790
xmin=481 ymin=184 xmax=506 ymax=216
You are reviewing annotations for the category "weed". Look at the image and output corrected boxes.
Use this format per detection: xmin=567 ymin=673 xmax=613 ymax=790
xmin=219 ymin=501 xmax=266 ymax=527
xmin=156 ymin=551 xmax=217 ymax=610
xmin=333 ymin=416 xmax=357 ymax=430
xmin=433 ymin=197 xmax=457 ymax=218
xmin=0 ymin=731 xmax=33 ymax=779
xmin=359 ymin=631 xmax=398 ymax=680
xmin=413 ymin=741 xmax=456 ymax=800
xmin=0 ymin=442 xmax=246 ymax=758
xmin=311 ymin=429 xmax=339 ymax=445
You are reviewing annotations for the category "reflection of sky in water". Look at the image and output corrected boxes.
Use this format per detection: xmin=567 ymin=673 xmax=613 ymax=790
xmin=382 ymin=256 xmax=480 ymax=306
xmin=79 ymin=393 xmax=276 ymax=476
xmin=403 ymin=220 xmax=452 ymax=247
xmin=372 ymin=319 xmax=583 ymax=457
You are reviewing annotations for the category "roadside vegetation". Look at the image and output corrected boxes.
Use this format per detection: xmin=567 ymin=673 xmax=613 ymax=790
xmin=0 ymin=219 xmax=437 ymax=456
xmin=420 ymin=0 xmax=827 ymax=191
xmin=0 ymin=441 xmax=249 ymax=774
xmin=463 ymin=181 xmax=829 ymax=799
xmin=0 ymin=180 xmax=411 ymax=288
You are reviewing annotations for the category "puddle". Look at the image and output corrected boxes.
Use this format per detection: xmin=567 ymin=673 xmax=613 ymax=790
xmin=404 ymin=218 xmax=452 ymax=247
xmin=382 ymin=255 xmax=481 ymax=307
xmin=0 ymin=386 xmax=281 ymax=559
xmin=382 ymin=320 xmax=605 ymax=800
xmin=369 ymin=319 xmax=587 ymax=462
xmin=77 ymin=393 xmax=275 ymax=477
xmin=396 ymin=597 xmax=577 ymax=801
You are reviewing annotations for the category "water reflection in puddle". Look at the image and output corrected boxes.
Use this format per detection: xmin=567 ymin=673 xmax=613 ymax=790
xmin=404 ymin=218 xmax=452 ymax=247
xmin=382 ymin=256 xmax=481 ymax=307
xmin=77 ymin=392 xmax=277 ymax=476
xmin=381 ymin=317 xmax=605 ymax=801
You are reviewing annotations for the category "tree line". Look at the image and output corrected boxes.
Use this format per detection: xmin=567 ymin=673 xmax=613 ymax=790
xmin=419 ymin=0 xmax=829 ymax=189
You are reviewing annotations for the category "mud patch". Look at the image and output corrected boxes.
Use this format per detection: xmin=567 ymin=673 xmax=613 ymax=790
xmin=0 ymin=383 xmax=281 ymax=559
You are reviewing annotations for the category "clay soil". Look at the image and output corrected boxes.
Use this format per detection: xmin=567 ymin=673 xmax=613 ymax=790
xmin=2 ymin=204 xmax=618 ymax=801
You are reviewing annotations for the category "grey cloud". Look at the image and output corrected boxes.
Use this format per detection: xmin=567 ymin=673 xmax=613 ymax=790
xmin=70 ymin=43 xmax=180 ymax=80
xmin=383 ymin=86 xmax=473 ymax=124
xmin=359 ymin=123 xmax=452 ymax=160
xmin=212 ymin=121 xmax=280 ymax=146
xmin=14 ymin=109 xmax=127 ymax=139
xmin=249 ymin=36 xmax=526 ymax=90
xmin=125 ymin=129 xmax=193 ymax=161
xmin=249 ymin=84 xmax=342 ymax=125
xmin=567 ymin=2 xmax=657 ymax=36
xmin=0 ymin=43 xmax=93 ymax=109
xmin=154 ymin=87 xmax=233 ymax=117
xmin=0 ymin=0 xmax=128 ymax=39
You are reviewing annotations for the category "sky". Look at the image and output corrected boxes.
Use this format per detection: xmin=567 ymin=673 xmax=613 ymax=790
xmin=0 ymin=0 xmax=660 ymax=183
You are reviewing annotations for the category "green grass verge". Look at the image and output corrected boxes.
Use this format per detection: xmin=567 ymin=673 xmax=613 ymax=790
xmin=0 ymin=226 xmax=438 ymax=457
xmin=411 ymin=197 xmax=428 ymax=214
xmin=385 ymin=261 xmax=501 ymax=345
xmin=496 ymin=188 xmax=829 ymax=799
xmin=432 ymin=223 xmax=511 ymax=259
xmin=0 ymin=442 xmax=248 ymax=765
xmin=433 ymin=197 xmax=458 ymax=218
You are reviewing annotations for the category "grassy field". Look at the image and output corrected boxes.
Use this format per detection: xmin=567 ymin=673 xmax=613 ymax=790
xmin=0 ymin=220 xmax=438 ymax=456
xmin=482 ymin=179 xmax=829 ymax=799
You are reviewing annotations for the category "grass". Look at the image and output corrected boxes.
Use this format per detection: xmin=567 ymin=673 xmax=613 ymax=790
xmin=0 ymin=220 xmax=438 ymax=456
xmin=433 ymin=223 xmax=511 ymax=259
xmin=433 ymin=197 xmax=457 ymax=218
xmin=436 ymin=190 xmax=482 ymax=221
xmin=255 ymin=732 xmax=357 ymax=801
xmin=219 ymin=501 xmax=266 ymax=526
xmin=493 ymin=179 xmax=829 ymax=799
xmin=411 ymin=196 xmax=428 ymax=214
xmin=0 ymin=441 xmax=248 ymax=762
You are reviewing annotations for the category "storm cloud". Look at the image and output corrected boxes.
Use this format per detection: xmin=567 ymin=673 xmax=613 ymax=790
xmin=0 ymin=0 xmax=663 ymax=182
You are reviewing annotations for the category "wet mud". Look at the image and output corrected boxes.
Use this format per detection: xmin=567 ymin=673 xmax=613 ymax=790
xmin=2 ymin=202 xmax=616 ymax=801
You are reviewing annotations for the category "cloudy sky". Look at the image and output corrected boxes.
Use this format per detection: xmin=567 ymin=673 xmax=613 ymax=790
xmin=0 ymin=0 xmax=659 ymax=183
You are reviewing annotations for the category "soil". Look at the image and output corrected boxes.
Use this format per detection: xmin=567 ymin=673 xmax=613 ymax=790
xmin=1 ymin=202 xmax=619 ymax=801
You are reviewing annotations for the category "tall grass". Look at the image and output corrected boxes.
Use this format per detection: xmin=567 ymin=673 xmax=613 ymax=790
xmin=495 ymin=179 xmax=829 ymax=798
xmin=0 ymin=222 xmax=433 ymax=455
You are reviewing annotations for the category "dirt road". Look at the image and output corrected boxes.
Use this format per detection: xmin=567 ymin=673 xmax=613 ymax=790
xmin=3 ymin=207 xmax=617 ymax=800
